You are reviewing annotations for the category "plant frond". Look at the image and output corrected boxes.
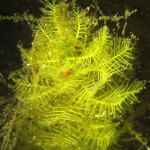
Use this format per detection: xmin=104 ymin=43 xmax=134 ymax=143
xmin=82 ymin=80 xmax=145 ymax=118
xmin=37 ymin=106 xmax=82 ymax=126
xmin=1 ymin=105 xmax=23 ymax=150
xmin=32 ymin=126 xmax=78 ymax=149
xmin=69 ymin=26 xmax=111 ymax=69
xmin=80 ymin=121 xmax=118 ymax=150
xmin=71 ymin=8 xmax=96 ymax=47
xmin=42 ymin=2 xmax=61 ymax=34
xmin=9 ymin=69 xmax=33 ymax=97
xmin=101 ymin=37 xmax=134 ymax=75
xmin=72 ymin=9 xmax=87 ymax=40
xmin=37 ymin=22 xmax=53 ymax=42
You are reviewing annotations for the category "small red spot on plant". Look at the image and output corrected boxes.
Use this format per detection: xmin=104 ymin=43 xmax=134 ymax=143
xmin=63 ymin=70 xmax=71 ymax=78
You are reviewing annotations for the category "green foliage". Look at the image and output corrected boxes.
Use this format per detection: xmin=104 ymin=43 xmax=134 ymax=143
xmin=0 ymin=0 xmax=145 ymax=150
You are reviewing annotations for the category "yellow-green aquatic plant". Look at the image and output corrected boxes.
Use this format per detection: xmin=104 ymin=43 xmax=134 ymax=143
xmin=1 ymin=0 xmax=145 ymax=150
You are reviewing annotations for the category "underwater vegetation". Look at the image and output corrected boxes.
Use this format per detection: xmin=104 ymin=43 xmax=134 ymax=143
xmin=0 ymin=0 xmax=148 ymax=150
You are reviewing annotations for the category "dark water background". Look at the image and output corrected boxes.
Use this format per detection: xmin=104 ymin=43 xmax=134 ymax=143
xmin=0 ymin=0 xmax=149 ymax=149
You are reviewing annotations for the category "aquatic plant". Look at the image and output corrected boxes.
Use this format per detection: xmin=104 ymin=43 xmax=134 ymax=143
xmin=0 ymin=0 xmax=145 ymax=150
